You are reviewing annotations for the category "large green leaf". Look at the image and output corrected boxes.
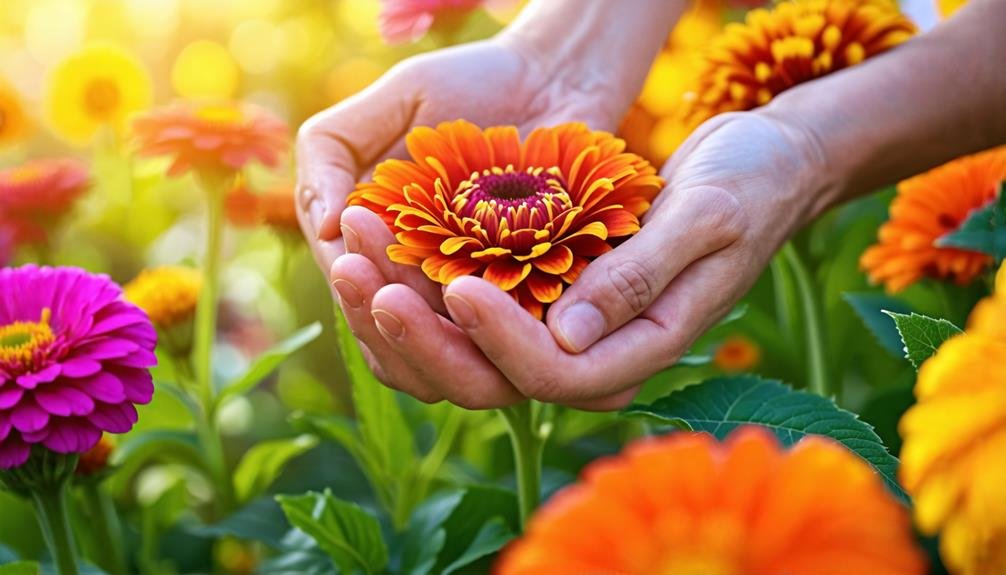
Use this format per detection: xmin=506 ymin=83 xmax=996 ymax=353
xmin=233 ymin=435 xmax=319 ymax=503
xmin=843 ymin=292 xmax=913 ymax=357
xmin=0 ymin=562 xmax=38 ymax=575
xmin=111 ymin=430 xmax=205 ymax=476
xmin=398 ymin=491 xmax=464 ymax=575
xmin=216 ymin=322 xmax=323 ymax=406
xmin=433 ymin=486 xmax=519 ymax=574
xmin=276 ymin=490 xmax=388 ymax=575
xmin=623 ymin=375 xmax=909 ymax=503
xmin=884 ymin=311 xmax=963 ymax=369
xmin=937 ymin=182 xmax=1006 ymax=262
xmin=441 ymin=519 xmax=515 ymax=575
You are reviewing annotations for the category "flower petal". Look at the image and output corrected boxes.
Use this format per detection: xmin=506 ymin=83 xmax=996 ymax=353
xmin=483 ymin=260 xmax=532 ymax=292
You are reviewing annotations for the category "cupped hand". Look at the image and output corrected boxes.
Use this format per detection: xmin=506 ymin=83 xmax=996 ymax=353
xmin=296 ymin=38 xmax=632 ymax=407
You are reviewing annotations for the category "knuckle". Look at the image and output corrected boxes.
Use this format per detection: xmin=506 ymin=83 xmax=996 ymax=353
xmin=607 ymin=259 xmax=657 ymax=315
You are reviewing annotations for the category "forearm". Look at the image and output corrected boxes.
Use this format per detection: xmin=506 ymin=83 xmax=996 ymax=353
xmin=762 ymin=0 xmax=1006 ymax=217
xmin=498 ymin=0 xmax=686 ymax=114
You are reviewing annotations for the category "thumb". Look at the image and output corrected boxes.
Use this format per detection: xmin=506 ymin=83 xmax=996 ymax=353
xmin=547 ymin=186 xmax=747 ymax=353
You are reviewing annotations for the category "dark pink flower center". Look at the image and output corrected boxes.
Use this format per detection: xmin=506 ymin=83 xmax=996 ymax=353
xmin=453 ymin=167 xmax=574 ymax=232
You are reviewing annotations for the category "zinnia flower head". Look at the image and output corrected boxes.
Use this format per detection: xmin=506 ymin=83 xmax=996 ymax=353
xmin=497 ymin=426 xmax=926 ymax=575
xmin=0 ymin=266 xmax=157 ymax=470
xmin=0 ymin=80 xmax=31 ymax=149
xmin=348 ymin=120 xmax=663 ymax=319
xmin=900 ymin=281 xmax=1006 ymax=574
xmin=681 ymin=0 xmax=916 ymax=128
xmin=0 ymin=159 xmax=90 ymax=245
xmin=45 ymin=43 xmax=152 ymax=145
xmin=124 ymin=266 xmax=202 ymax=330
xmin=133 ymin=102 xmax=289 ymax=179
xmin=225 ymin=182 xmax=300 ymax=234
xmin=379 ymin=0 xmax=515 ymax=44
xmin=714 ymin=334 xmax=761 ymax=372
xmin=861 ymin=146 xmax=1006 ymax=292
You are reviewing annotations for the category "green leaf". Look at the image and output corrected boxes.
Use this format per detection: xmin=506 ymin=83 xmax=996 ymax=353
xmin=433 ymin=486 xmax=519 ymax=574
xmin=111 ymin=430 xmax=205 ymax=474
xmin=276 ymin=490 xmax=388 ymax=575
xmin=190 ymin=498 xmax=291 ymax=549
xmin=398 ymin=491 xmax=464 ymax=575
xmin=937 ymin=182 xmax=1006 ymax=262
xmin=217 ymin=322 xmax=323 ymax=406
xmin=234 ymin=435 xmax=319 ymax=503
xmin=334 ymin=311 xmax=415 ymax=492
xmin=623 ymin=375 xmax=909 ymax=503
xmin=0 ymin=562 xmax=39 ymax=575
xmin=441 ymin=518 xmax=515 ymax=575
xmin=843 ymin=292 xmax=914 ymax=357
xmin=884 ymin=311 xmax=963 ymax=369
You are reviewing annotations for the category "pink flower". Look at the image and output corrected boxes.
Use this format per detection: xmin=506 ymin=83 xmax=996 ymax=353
xmin=0 ymin=266 xmax=158 ymax=469
xmin=379 ymin=0 xmax=513 ymax=44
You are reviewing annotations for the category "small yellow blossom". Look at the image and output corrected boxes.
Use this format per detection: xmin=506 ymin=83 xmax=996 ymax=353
xmin=124 ymin=266 xmax=202 ymax=330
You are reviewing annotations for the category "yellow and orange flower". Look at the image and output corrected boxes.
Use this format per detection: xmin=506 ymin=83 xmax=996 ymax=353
xmin=226 ymin=182 xmax=300 ymax=234
xmin=899 ymin=273 xmax=1006 ymax=574
xmin=861 ymin=146 xmax=1006 ymax=292
xmin=348 ymin=120 xmax=663 ymax=319
xmin=714 ymin=334 xmax=762 ymax=372
xmin=680 ymin=0 xmax=916 ymax=129
xmin=0 ymin=159 xmax=90 ymax=244
xmin=133 ymin=102 xmax=289 ymax=179
xmin=0 ymin=80 xmax=31 ymax=148
xmin=497 ymin=426 xmax=925 ymax=575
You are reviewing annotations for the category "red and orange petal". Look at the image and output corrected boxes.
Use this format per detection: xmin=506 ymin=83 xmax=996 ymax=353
xmin=0 ymin=159 xmax=90 ymax=244
xmin=861 ymin=146 xmax=1006 ymax=292
xmin=348 ymin=120 xmax=663 ymax=319
xmin=497 ymin=426 xmax=926 ymax=575
xmin=681 ymin=0 xmax=916 ymax=128
xmin=133 ymin=102 xmax=289 ymax=179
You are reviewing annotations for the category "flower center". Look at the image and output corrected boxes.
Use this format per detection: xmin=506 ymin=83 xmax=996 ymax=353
xmin=0 ymin=308 xmax=54 ymax=372
xmin=84 ymin=78 xmax=121 ymax=120
xmin=196 ymin=104 xmax=245 ymax=126
xmin=452 ymin=166 xmax=572 ymax=226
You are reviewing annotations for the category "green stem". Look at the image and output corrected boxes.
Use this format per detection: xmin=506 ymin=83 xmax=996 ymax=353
xmin=31 ymin=480 xmax=80 ymax=575
xmin=499 ymin=402 xmax=547 ymax=529
xmin=781 ymin=243 xmax=831 ymax=397
xmin=769 ymin=256 xmax=798 ymax=342
xmin=191 ymin=176 xmax=235 ymax=516
xmin=80 ymin=482 xmax=128 ymax=575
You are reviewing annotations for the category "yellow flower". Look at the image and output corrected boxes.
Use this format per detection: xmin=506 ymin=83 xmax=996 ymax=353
xmin=899 ymin=280 xmax=1006 ymax=574
xmin=124 ymin=266 xmax=201 ymax=330
xmin=46 ymin=43 xmax=152 ymax=144
xmin=0 ymin=80 xmax=30 ymax=148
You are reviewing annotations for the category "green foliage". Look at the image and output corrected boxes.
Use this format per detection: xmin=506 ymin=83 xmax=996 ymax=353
xmin=937 ymin=182 xmax=1006 ymax=262
xmin=216 ymin=322 xmax=323 ymax=408
xmin=623 ymin=375 xmax=908 ymax=503
xmin=0 ymin=562 xmax=39 ymax=575
xmin=844 ymin=292 xmax=914 ymax=357
xmin=233 ymin=435 xmax=319 ymax=503
xmin=276 ymin=490 xmax=389 ymax=575
xmin=884 ymin=311 xmax=963 ymax=369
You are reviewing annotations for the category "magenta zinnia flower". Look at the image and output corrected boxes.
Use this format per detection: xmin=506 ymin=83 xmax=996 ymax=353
xmin=0 ymin=266 xmax=157 ymax=469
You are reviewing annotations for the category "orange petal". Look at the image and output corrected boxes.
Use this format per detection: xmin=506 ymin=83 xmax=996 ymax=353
xmin=533 ymin=245 xmax=574 ymax=275
xmin=526 ymin=273 xmax=564 ymax=303
xmin=483 ymin=259 xmax=532 ymax=292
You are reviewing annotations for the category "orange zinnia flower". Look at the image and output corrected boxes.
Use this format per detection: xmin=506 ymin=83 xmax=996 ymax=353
xmin=133 ymin=102 xmax=288 ymax=179
xmin=714 ymin=334 xmax=761 ymax=372
xmin=348 ymin=120 xmax=663 ymax=319
xmin=497 ymin=426 xmax=926 ymax=575
xmin=225 ymin=182 xmax=299 ymax=234
xmin=0 ymin=159 xmax=90 ymax=244
xmin=861 ymin=146 xmax=1006 ymax=292
xmin=681 ymin=0 xmax=916 ymax=128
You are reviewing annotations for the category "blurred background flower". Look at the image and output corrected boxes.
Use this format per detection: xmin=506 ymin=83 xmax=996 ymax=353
xmin=0 ymin=158 xmax=90 ymax=249
xmin=0 ymin=80 xmax=31 ymax=148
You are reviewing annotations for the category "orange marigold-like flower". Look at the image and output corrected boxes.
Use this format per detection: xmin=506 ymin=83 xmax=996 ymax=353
xmin=681 ymin=0 xmax=916 ymax=128
xmin=0 ymin=159 xmax=90 ymax=244
xmin=348 ymin=120 xmax=663 ymax=319
xmin=497 ymin=426 xmax=926 ymax=575
xmin=861 ymin=146 xmax=1006 ymax=292
xmin=899 ymin=278 xmax=1006 ymax=575
xmin=133 ymin=102 xmax=288 ymax=179
xmin=225 ymin=182 xmax=300 ymax=234
xmin=714 ymin=334 xmax=761 ymax=372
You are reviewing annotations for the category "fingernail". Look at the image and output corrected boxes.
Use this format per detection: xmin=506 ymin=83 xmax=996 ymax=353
xmin=444 ymin=293 xmax=477 ymax=329
xmin=372 ymin=309 xmax=405 ymax=338
xmin=332 ymin=279 xmax=363 ymax=309
xmin=555 ymin=301 xmax=606 ymax=353
xmin=341 ymin=224 xmax=360 ymax=253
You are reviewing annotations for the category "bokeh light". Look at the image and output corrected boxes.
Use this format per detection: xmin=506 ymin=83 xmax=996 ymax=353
xmin=171 ymin=39 xmax=240 ymax=99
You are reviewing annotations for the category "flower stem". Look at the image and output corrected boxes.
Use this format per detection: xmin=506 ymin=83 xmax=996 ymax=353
xmin=79 ymin=481 xmax=128 ymax=575
xmin=31 ymin=479 xmax=81 ymax=575
xmin=499 ymin=402 xmax=548 ymax=529
xmin=781 ymin=243 xmax=831 ymax=397
xmin=192 ymin=176 xmax=235 ymax=515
